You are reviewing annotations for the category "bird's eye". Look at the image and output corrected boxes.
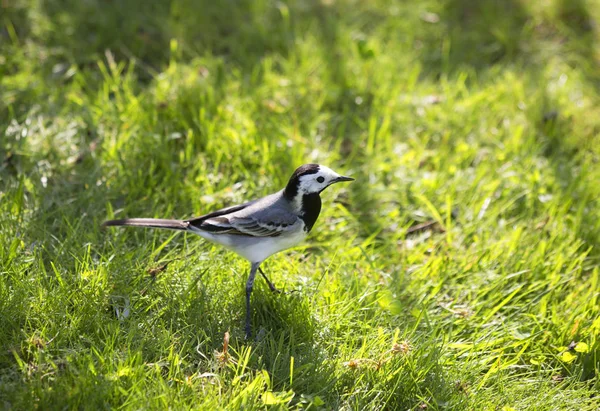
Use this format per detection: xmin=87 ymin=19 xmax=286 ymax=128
xmin=317 ymin=176 xmax=325 ymax=183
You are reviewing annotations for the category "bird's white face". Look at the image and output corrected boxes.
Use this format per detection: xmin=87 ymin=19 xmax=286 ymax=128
xmin=297 ymin=165 xmax=354 ymax=195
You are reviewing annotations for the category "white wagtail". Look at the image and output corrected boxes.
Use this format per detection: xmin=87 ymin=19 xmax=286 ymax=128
xmin=103 ymin=164 xmax=354 ymax=338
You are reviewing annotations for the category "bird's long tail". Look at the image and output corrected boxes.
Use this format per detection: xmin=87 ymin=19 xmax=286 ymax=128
xmin=102 ymin=218 xmax=189 ymax=231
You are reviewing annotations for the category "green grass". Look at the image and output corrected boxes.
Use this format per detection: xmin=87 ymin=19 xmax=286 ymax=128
xmin=1 ymin=0 xmax=600 ymax=409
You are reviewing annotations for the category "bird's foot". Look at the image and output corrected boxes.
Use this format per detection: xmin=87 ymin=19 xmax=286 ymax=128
xmin=258 ymin=267 xmax=281 ymax=294
xmin=268 ymin=284 xmax=282 ymax=294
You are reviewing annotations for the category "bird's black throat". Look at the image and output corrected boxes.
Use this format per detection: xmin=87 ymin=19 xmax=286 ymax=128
xmin=299 ymin=193 xmax=321 ymax=232
xmin=283 ymin=164 xmax=322 ymax=231
xmin=284 ymin=183 xmax=322 ymax=231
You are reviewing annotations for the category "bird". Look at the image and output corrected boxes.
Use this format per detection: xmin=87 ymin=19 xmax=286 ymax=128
xmin=102 ymin=164 xmax=354 ymax=338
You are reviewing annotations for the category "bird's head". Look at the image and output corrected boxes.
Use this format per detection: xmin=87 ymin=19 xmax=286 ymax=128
xmin=284 ymin=164 xmax=354 ymax=200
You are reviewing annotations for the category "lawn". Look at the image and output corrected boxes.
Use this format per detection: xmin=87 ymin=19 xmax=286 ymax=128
xmin=1 ymin=0 xmax=600 ymax=409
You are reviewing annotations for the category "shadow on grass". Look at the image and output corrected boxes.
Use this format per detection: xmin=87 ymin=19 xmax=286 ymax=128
xmin=5 ymin=0 xmax=300 ymax=79
xmin=553 ymin=0 xmax=600 ymax=88
xmin=419 ymin=0 xmax=529 ymax=76
xmin=534 ymin=0 xmax=599 ymax=256
xmin=418 ymin=0 xmax=599 ymax=88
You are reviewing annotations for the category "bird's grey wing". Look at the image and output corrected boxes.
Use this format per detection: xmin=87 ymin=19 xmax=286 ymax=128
xmin=191 ymin=205 xmax=300 ymax=237
xmin=185 ymin=199 xmax=256 ymax=227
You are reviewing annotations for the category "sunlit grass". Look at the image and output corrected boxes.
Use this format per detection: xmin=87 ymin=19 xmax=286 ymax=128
xmin=1 ymin=0 xmax=599 ymax=409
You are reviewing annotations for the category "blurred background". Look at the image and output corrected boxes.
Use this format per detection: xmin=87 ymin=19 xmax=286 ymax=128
xmin=1 ymin=0 xmax=600 ymax=409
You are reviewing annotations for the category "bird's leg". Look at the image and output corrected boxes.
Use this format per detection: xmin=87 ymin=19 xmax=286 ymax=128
xmin=245 ymin=262 xmax=260 ymax=339
xmin=258 ymin=267 xmax=281 ymax=294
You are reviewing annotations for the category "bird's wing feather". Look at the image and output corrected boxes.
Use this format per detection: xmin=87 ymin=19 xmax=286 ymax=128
xmin=187 ymin=192 xmax=300 ymax=237
xmin=186 ymin=200 xmax=256 ymax=224
xmin=229 ymin=212 xmax=297 ymax=237
xmin=191 ymin=206 xmax=299 ymax=237
xmin=185 ymin=199 xmax=258 ymax=234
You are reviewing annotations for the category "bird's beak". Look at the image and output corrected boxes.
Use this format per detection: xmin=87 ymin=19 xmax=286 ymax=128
xmin=333 ymin=175 xmax=355 ymax=183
